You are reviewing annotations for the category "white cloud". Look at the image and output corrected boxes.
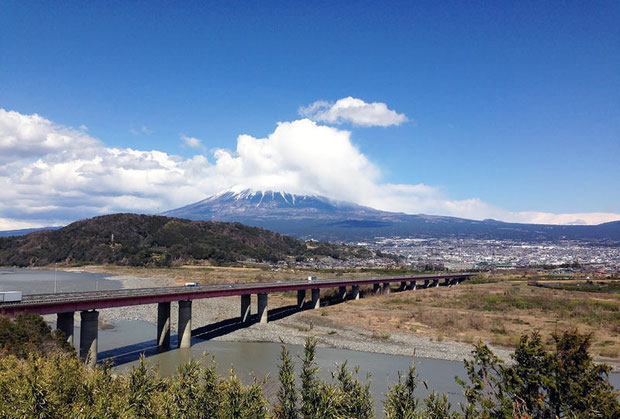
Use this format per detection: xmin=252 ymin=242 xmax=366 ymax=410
xmin=0 ymin=108 xmax=100 ymax=165
xmin=181 ymin=135 xmax=204 ymax=150
xmin=506 ymin=212 xmax=620 ymax=226
xmin=0 ymin=107 xmax=618 ymax=230
xmin=0 ymin=217 xmax=45 ymax=231
xmin=207 ymin=119 xmax=380 ymax=197
xmin=299 ymin=97 xmax=408 ymax=127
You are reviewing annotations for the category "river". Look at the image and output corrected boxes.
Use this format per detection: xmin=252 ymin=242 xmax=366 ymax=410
xmin=0 ymin=267 xmax=121 ymax=293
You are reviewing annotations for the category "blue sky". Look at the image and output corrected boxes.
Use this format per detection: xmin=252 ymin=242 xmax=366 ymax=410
xmin=1 ymin=1 xmax=619 ymax=228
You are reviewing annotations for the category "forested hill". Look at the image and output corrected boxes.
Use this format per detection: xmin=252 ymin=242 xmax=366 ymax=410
xmin=0 ymin=214 xmax=360 ymax=267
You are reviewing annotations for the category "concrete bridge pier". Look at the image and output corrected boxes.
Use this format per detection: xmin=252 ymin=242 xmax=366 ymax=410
xmin=410 ymin=281 xmax=417 ymax=290
xmin=423 ymin=279 xmax=430 ymax=288
xmin=443 ymin=278 xmax=451 ymax=286
xmin=257 ymin=293 xmax=268 ymax=323
xmin=57 ymin=311 xmax=74 ymax=345
xmin=241 ymin=295 xmax=251 ymax=323
xmin=80 ymin=310 xmax=99 ymax=367
xmin=373 ymin=283 xmax=381 ymax=294
xmin=382 ymin=282 xmax=391 ymax=294
xmin=338 ymin=286 xmax=347 ymax=301
xmin=297 ymin=290 xmax=306 ymax=309
xmin=399 ymin=281 xmax=407 ymax=291
xmin=311 ymin=289 xmax=320 ymax=309
xmin=178 ymin=301 xmax=192 ymax=349
xmin=157 ymin=302 xmax=171 ymax=348
xmin=351 ymin=285 xmax=360 ymax=300
xmin=433 ymin=279 xmax=440 ymax=287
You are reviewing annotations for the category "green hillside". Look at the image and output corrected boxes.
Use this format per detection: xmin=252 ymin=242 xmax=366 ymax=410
xmin=0 ymin=214 xmax=364 ymax=267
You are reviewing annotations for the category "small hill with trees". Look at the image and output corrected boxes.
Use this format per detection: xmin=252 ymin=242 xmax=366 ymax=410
xmin=0 ymin=213 xmax=366 ymax=267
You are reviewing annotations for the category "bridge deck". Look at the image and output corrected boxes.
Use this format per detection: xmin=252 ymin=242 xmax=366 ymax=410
xmin=0 ymin=272 xmax=473 ymax=315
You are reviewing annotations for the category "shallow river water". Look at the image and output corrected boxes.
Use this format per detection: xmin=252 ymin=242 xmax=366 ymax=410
xmin=0 ymin=267 xmax=121 ymax=293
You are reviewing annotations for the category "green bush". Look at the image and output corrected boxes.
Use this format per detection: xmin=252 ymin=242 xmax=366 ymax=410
xmin=0 ymin=313 xmax=72 ymax=358
xmin=275 ymin=344 xmax=298 ymax=419
xmin=0 ymin=316 xmax=618 ymax=418
xmin=457 ymin=331 xmax=620 ymax=418
xmin=296 ymin=337 xmax=373 ymax=418
xmin=0 ymin=351 xmax=268 ymax=418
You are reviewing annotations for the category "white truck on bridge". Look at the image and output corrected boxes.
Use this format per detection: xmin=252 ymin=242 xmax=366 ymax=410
xmin=0 ymin=291 xmax=22 ymax=303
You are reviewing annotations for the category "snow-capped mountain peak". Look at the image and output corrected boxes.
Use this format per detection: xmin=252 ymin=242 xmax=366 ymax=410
xmin=163 ymin=188 xmax=381 ymax=224
xmin=162 ymin=188 xmax=620 ymax=242
xmin=209 ymin=188 xmax=317 ymax=206
xmin=200 ymin=188 xmax=366 ymax=210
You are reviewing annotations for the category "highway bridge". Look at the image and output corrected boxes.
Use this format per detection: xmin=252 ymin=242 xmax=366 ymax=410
xmin=0 ymin=273 xmax=473 ymax=366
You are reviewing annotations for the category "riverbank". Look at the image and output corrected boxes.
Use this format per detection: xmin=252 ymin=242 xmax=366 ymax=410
xmin=53 ymin=266 xmax=619 ymax=371
xmin=56 ymin=268 xmax=513 ymax=364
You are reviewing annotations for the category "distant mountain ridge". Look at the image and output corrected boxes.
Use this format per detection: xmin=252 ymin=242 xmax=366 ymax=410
xmin=0 ymin=227 xmax=61 ymax=238
xmin=164 ymin=189 xmax=620 ymax=243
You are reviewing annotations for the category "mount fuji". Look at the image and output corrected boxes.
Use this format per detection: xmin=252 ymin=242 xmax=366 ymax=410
xmin=163 ymin=189 xmax=620 ymax=243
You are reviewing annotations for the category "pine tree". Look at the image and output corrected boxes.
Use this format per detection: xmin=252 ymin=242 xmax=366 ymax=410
xmin=300 ymin=337 xmax=320 ymax=418
xmin=275 ymin=344 xmax=298 ymax=419
xmin=334 ymin=362 xmax=373 ymax=418
xmin=384 ymin=364 xmax=421 ymax=418
xmin=127 ymin=355 xmax=158 ymax=417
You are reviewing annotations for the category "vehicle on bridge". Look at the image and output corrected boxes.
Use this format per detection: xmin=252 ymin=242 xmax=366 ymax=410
xmin=0 ymin=291 xmax=22 ymax=303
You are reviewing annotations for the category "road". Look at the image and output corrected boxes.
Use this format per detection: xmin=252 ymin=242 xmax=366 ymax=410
xmin=0 ymin=272 xmax=473 ymax=315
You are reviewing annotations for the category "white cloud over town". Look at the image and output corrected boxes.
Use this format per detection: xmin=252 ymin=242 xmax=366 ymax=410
xmin=0 ymin=105 xmax=618 ymax=229
xmin=299 ymin=97 xmax=408 ymax=127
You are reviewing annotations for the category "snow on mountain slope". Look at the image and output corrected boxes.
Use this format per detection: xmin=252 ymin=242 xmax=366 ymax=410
xmin=164 ymin=189 xmax=388 ymax=220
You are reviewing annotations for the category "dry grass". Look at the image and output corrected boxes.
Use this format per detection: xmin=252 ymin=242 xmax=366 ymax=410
xmin=303 ymin=277 xmax=620 ymax=361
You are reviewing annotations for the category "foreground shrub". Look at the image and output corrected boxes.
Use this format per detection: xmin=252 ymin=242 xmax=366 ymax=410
xmin=0 ymin=322 xmax=617 ymax=418
xmin=275 ymin=344 xmax=298 ymax=419
xmin=0 ymin=313 xmax=72 ymax=358
xmin=0 ymin=352 xmax=267 ymax=418
xmin=383 ymin=364 xmax=420 ymax=418
xmin=457 ymin=331 xmax=620 ymax=418
xmin=274 ymin=337 xmax=376 ymax=418
xmin=383 ymin=364 xmax=460 ymax=419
